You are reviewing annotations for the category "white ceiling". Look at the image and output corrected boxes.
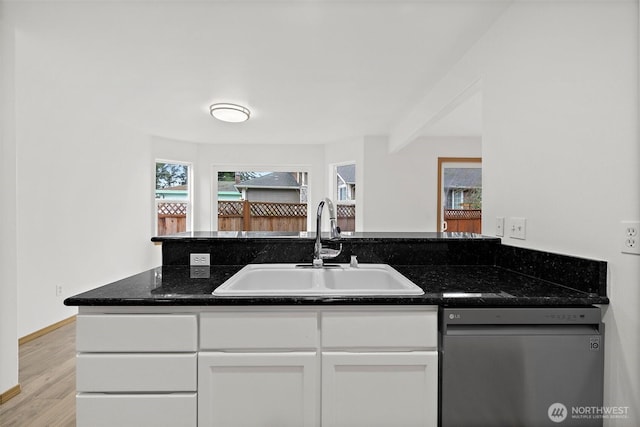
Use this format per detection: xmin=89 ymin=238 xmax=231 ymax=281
xmin=13 ymin=0 xmax=505 ymax=144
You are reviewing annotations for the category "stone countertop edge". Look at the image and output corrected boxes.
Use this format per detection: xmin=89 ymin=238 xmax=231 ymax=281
xmin=150 ymin=231 xmax=501 ymax=242
xmin=63 ymin=264 xmax=610 ymax=307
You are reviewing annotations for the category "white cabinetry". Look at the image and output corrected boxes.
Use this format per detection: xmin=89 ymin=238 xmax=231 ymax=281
xmin=321 ymin=309 xmax=438 ymax=427
xmin=76 ymin=306 xmax=437 ymax=427
xmin=198 ymin=307 xmax=437 ymax=427
xmin=198 ymin=311 xmax=319 ymax=427
xmin=76 ymin=313 xmax=198 ymax=427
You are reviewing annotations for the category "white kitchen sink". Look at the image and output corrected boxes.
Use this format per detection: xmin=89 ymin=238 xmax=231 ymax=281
xmin=212 ymin=263 xmax=424 ymax=296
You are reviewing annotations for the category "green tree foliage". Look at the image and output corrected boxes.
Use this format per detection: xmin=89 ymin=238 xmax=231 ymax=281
xmin=217 ymin=171 xmax=261 ymax=182
xmin=156 ymin=163 xmax=188 ymax=189
xmin=465 ymin=188 xmax=482 ymax=209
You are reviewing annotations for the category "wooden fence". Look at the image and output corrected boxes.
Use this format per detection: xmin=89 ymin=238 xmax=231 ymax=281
xmin=157 ymin=200 xmax=356 ymax=235
xmin=218 ymin=200 xmax=356 ymax=232
xmin=157 ymin=202 xmax=187 ymax=236
xmin=218 ymin=200 xmax=308 ymax=232
xmin=444 ymin=209 xmax=481 ymax=233
xmin=336 ymin=204 xmax=355 ymax=232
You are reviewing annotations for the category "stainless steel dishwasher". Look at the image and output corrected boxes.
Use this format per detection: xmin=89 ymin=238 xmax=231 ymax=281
xmin=440 ymin=307 xmax=604 ymax=427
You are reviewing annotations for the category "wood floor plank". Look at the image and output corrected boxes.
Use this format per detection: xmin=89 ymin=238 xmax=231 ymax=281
xmin=0 ymin=320 xmax=76 ymax=426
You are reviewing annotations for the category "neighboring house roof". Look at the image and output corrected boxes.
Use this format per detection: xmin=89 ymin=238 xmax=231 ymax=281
xmin=235 ymin=172 xmax=301 ymax=190
xmin=444 ymin=168 xmax=481 ymax=189
xmin=337 ymin=164 xmax=355 ymax=184
xmin=159 ymin=184 xmax=188 ymax=191
xmin=155 ymin=186 xmax=188 ymax=200
xmin=218 ymin=180 xmax=241 ymax=193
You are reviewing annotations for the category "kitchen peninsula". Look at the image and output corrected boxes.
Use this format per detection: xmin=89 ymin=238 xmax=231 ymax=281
xmin=65 ymin=232 xmax=608 ymax=427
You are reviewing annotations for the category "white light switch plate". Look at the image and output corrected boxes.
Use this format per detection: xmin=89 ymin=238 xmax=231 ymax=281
xmin=496 ymin=217 xmax=505 ymax=237
xmin=509 ymin=217 xmax=526 ymax=240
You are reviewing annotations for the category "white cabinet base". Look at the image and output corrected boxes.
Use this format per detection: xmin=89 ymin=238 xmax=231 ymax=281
xmin=76 ymin=306 xmax=438 ymax=427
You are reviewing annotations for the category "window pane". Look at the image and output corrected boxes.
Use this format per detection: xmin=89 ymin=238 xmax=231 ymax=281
xmin=335 ymin=164 xmax=356 ymax=232
xmin=156 ymin=162 xmax=190 ymax=236
xmin=217 ymin=171 xmax=308 ymax=232
xmin=440 ymin=162 xmax=482 ymax=233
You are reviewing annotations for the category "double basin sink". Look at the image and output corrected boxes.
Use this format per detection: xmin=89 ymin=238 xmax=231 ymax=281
xmin=213 ymin=263 xmax=424 ymax=297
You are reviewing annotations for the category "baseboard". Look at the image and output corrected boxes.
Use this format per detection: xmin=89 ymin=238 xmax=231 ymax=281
xmin=18 ymin=315 xmax=76 ymax=346
xmin=0 ymin=384 xmax=21 ymax=404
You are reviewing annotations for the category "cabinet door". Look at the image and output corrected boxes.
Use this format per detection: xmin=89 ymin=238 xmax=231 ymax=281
xmin=322 ymin=351 xmax=437 ymax=427
xmin=198 ymin=352 xmax=318 ymax=427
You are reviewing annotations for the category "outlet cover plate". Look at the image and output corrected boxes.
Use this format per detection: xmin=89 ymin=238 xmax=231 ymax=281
xmin=621 ymin=221 xmax=640 ymax=255
xmin=190 ymin=253 xmax=211 ymax=266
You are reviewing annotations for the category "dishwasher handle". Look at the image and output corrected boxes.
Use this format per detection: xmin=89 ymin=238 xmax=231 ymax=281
xmin=443 ymin=324 xmax=602 ymax=336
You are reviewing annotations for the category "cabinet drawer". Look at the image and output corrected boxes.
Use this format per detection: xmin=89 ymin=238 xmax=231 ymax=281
xmin=76 ymin=314 xmax=197 ymax=352
xmin=322 ymin=309 xmax=437 ymax=349
xmin=77 ymin=353 xmax=196 ymax=392
xmin=76 ymin=393 xmax=196 ymax=427
xmin=200 ymin=312 xmax=317 ymax=350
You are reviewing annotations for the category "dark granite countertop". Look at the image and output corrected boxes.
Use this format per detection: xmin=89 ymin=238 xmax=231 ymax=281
xmin=66 ymin=233 xmax=608 ymax=307
xmin=64 ymin=264 xmax=609 ymax=307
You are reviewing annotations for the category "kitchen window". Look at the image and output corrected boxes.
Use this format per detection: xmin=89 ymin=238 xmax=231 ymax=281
xmin=333 ymin=163 xmax=356 ymax=232
xmin=217 ymin=170 xmax=309 ymax=232
xmin=155 ymin=161 xmax=192 ymax=236
xmin=437 ymin=158 xmax=482 ymax=233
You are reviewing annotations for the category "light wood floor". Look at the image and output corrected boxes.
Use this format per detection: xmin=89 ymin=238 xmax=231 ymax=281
xmin=0 ymin=321 xmax=76 ymax=426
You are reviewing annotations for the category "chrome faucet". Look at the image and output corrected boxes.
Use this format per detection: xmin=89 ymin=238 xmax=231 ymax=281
xmin=313 ymin=198 xmax=342 ymax=267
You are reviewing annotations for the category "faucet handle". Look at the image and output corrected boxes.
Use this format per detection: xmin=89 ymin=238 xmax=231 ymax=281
xmin=319 ymin=243 xmax=342 ymax=259
xmin=329 ymin=219 xmax=341 ymax=240
xmin=350 ymin=255 xmax=358 ymax=268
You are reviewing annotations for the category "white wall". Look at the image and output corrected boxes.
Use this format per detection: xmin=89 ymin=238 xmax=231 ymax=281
xmin=430 ymin=2 xmax=638 ymax=424
xmin=12 ymin=29 xmax=160 ymax=338
xmin=0 ymin=7 xmax=19 ymax=396
xmin=363 ymin=135 xmax=481 ymax=232
xmin=2 ymin=6 xmax=162 ymax=394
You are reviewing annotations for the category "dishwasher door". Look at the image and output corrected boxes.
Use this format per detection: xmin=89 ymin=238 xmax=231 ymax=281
xmin=440 ymin=307 xmax=604 ymax=427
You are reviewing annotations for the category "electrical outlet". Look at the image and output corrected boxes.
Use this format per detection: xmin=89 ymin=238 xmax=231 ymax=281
xmin=621 ymin=221 xmax=640 ymax=255
xmin=190 ymin=253 xmax=210 ymax=266
xmin=509 ymin=217 xmax=526 ymax=240
xmin=56 ymin=285 xmax=63 ymax=297
xmin=190 ymin=266 xmax=211 ymax=279
xmin=496 ymin=217 xmax=505 ymax=237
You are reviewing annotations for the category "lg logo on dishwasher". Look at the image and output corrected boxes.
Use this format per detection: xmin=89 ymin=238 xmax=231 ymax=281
xmin=548 ymin=403 xmax=568 ymax=423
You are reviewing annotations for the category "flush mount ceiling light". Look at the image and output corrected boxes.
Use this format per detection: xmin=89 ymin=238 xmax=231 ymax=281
xmin=209 ymin=103 xmax=251 ymax=123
